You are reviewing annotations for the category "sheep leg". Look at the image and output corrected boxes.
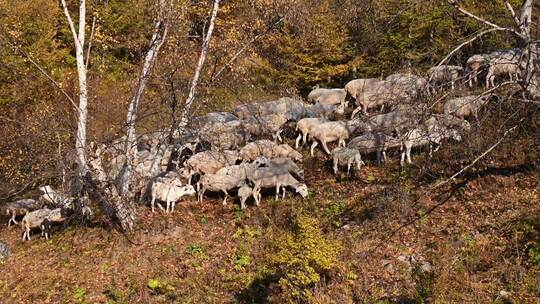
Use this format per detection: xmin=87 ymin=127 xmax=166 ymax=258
xmin=275 ymin=185 xmax=280 ymax=201
xmin=347 ymin=162 xmax=351 ymax=176
xmin=351 ymin=107 xmax=361 ymax=119
xmin=310 ymin=141 xmax=318 ymax=157
xmin=322 ymin=140 xmax=331 ymax=155
xmin=166 ymin=199 xmax=171 ymax=213
xmin=400 ymin=152 xmax=406 ymax=167
xmin=222 ymin=190 xmax=229 ymax=205
xmin=407 ymin=147 xmax=412 ymax=164
xmin=198 ymin=189 xmax=205 ymax=203
xmin=26 ymin=228 xmax=31 ymax=241
xmin=8 ymin=213 xmax=17 ymax=227
xmin=295 ymin=134 xmax=302 ymax=150
xmin=333 ymin=158 xmax=338 ymax=175
xmin=240 ymin=196 xmax=247 ymax=209
xmin=338 ymin=139 xmax=346 ymax=148
xmin=151 ymin=197 xmax=156 ymax=213
xmin=282 ymin=186 xmax=287 ymax=200
xmin=276 ymin=129 xmax=283 ymax=142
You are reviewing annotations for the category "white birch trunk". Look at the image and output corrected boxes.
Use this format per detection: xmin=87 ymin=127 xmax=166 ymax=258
xmin=61 ymin=0 xmax=89 ymax=178
xmin=119 ymin=10 xmax=168 ymax=195
xmin=176 ymin=0 xmax=220 ymax=134
xmin=148 ymin=0 xmax=220 ymax=179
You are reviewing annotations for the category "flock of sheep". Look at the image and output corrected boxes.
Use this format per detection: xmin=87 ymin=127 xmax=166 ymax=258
xmin=2 ymin=48 xmax=519 ymax=241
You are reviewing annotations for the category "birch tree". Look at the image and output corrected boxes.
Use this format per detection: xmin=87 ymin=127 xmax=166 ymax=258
xmin=118 ymin=0 xmax=170 ymax=196
xmin=60 ymin=0 xmax=89 ymax=184
xmin=176 ymin=0 xmax=220 ymax=134
xmin=149 ymin=0 xmax=221 ymax=178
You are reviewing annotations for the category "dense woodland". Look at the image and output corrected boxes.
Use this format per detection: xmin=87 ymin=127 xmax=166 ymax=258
xmin=0 ymin=0 xmax=539 ymax=303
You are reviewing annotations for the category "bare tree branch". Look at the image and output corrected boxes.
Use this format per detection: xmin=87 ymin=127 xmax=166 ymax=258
xmin=504 ymin=0 xmax=520 ymax=27
xmin=2 ymin=38 xmax=79 ymax=112
xmin=433 ymin=123 xmax=520 ymax=189
xmin=60 ymin=0 xmax=83 ymax=49
xmin=85 ymin=15 xmax=96 ymax=69
xmin=449 ymin=0 xmax=527 ymax=40
xmin=437 ymin=28 xmax=500 ymax=66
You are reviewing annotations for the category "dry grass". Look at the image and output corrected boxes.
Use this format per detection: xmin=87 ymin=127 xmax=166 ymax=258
xmin=0 ymin=135 xmax=539 ymax=303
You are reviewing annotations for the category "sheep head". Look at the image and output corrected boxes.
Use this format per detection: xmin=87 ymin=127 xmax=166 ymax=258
xmin=296 ymin=184 xmax=309 ymax=198
xmin=183 ymin=185 xmax=196 ymax=196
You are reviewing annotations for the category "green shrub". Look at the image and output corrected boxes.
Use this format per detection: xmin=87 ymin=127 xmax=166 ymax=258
xmin=269 ymin=215 xmax=340 ymax=303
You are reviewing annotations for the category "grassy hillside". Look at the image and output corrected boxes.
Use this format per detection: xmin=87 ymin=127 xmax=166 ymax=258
xmin=1 ymin=119 xmax=538 ymax=303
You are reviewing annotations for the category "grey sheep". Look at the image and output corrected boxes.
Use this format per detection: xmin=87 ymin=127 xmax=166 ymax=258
xmin=248 ymin=167 xmax=308 ymax=205
xmin=0 ymin=241 xmax=9 ymax=259
xmin=427 ymin=65 xmax=464 ymax=92
xmin=331 ymin=147 xmax=365 ymax=175
xmin=3 ymin=199 xmax=43 ymax=227
xmin=348 ymin=133 xmax=401 ymax=165
xmin=443 ymin=95 xmax=489 ymax=120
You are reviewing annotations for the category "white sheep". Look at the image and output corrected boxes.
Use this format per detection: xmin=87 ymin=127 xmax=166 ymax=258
xmin=151 ymin=177 xmax=195 ymax=213
xmin=466 ymin=54 xmax=489 ymax=87
xmin=3 ymin=199 xmax=42 ymax=227
xmin=198 ymin=174 xmax=243 ymax=205
xmin=238 ymin=183 xmax=255 ymax=209
xmin=309 ymin=119 xmax=361 ymax=156
xmin=21 ymin=208 xmax=51 ymax=241
xmin=307 ymin=88 xmax=347 ymax=107
xmin=344 ymin=78 xmax=380 ymax=101
xmin=331 ymin=147 xmax=364 ymax=175
xmin=400 ymin=127 xmax=462 ymax=165
xmin=39 ymin=185 xmax=71 ymax=207
xmin=486 ymin=57 xmax=519 ymax=88
xmin=295 ymin=117 xmax=328 ymax=149
xmin=443 ymin=95 xmax=489 ymax=120
xmin=184 ymin=150 xmax=239 ymax=184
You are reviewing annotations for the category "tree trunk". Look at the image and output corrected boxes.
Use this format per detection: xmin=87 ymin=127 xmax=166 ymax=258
xmin=60 ymin=0 xmax=89 ymax=185
xmin=119 ymin=10 xmax=168 ymax=196
xmin=148 ymin=0 xmax=221 ymax=180
xmin=518 ymin=0 xmax=539 ymax=98
xmin=175 ymin=0 xmax=220 ymax=135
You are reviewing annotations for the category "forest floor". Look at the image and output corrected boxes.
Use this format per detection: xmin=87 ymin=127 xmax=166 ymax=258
xmin=0 ymin=135 xmax=539 ymax=304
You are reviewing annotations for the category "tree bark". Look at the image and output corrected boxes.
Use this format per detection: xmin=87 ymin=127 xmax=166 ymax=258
xmin=119 ymin=3 xmax=169 ymax=195
xmin=60 ymin=0 xmax=89 ymax=181
xmin=175 ymin=0 xmax=220 ymax=134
